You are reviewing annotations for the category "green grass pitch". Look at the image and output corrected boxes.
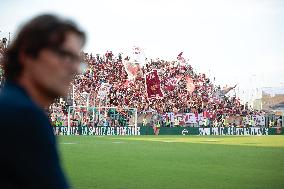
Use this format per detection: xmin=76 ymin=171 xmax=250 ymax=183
xmin=58 ymin=136 xmax=284 ymax=189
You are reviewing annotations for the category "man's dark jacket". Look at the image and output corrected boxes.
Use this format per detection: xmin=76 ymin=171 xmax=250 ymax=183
xmin=0 ymin=82 xmax=69 ymax=189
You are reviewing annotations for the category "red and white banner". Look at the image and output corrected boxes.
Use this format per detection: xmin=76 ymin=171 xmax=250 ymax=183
xmin=164 ymin=75 xmax=183 ymax=91
xmin=122 ymin=60 xmax=140 ymax=80
xmin=145 ymin=70 xmax=164 ymax=99
xmin=185 ymin=75 xmax=195 ymax=94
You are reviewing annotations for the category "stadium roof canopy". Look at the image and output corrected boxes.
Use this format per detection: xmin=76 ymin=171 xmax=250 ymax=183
xmin=262 ymin=87 xmax=284 ymax=96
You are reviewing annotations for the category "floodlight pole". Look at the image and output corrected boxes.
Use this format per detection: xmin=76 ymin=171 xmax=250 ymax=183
xmin=135 ymin=108 xmax=138 ymax=127
xmin=71 ymin=83 xmax=75 ymax=107
xmin=92 ymin=107 xmax=95 ymax=126
xmin=67 ymin=106 xmax=71 ymax=135
xmin=98 ymin=97 xmax=101 ymax=124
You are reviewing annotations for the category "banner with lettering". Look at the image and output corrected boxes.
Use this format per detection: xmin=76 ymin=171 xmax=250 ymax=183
xmin=54 ymin=126 xmax=141 ymax=136
xmin=146 ymin=113 xmax=265 ymax=127
xmin=199 ymin=127 xmax=269 ymax=136
xmin=53 ymin=126 xmax=282 ymax=136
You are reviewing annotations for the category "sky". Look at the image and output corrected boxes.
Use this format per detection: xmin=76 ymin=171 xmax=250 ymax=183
xmin=0 ymin=0 xmax=283 ymax=103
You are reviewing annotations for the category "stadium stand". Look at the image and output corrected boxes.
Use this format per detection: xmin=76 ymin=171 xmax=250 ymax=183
xmin=0 ymin=47 xmax=270 ymax=127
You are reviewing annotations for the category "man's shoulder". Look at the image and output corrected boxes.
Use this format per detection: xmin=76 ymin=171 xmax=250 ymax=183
xmin=0 ymin=88 xmax=34 ymax=113
xmin=0 ymin=82 xmax=35 ymax=106
xmin=0 ymin=84 xmax=45 ymax=124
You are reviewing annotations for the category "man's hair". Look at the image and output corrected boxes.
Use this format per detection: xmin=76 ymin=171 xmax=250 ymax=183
xmin=3 ymin=14 xmax=86 ymax=81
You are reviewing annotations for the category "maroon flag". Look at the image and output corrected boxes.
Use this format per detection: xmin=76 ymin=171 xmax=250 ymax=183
xmin=145 ymin=70 xmax=164 ymax=98
xmin=177 ymin=52 xmax=183 ymax=59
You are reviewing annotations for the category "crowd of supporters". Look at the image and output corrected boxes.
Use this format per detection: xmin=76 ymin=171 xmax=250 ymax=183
xmin=61 ymin=51 xmax=267 ymax=127
xmin=70 ymin=52 xmax=263 ymax=114
xmin=0 ymin=42 xmax=267 ymax=127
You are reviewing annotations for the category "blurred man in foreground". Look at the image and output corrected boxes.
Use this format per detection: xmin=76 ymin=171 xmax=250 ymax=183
xmin=0 ymin=14 xmax=86 ymax=189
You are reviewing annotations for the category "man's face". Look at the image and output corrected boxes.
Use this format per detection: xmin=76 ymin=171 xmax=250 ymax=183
xmin=26 ymin=32 xmax=83 ymax=98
